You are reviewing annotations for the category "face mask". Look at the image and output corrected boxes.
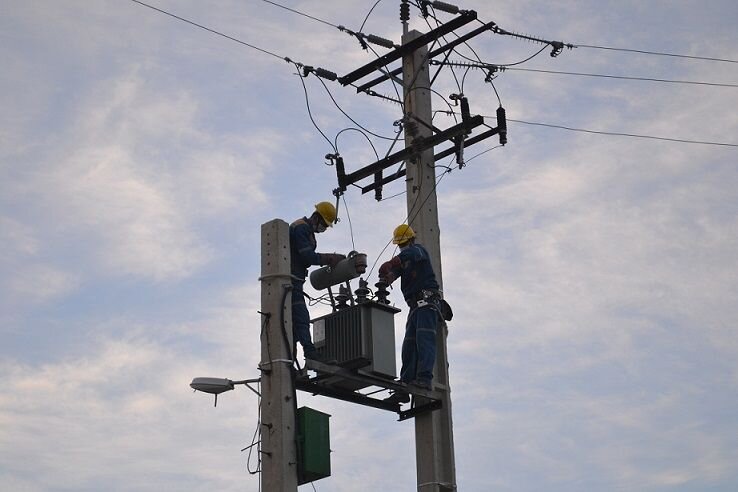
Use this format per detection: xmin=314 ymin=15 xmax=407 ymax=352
xmin=316 ymin=222 xmax=327 ymax=233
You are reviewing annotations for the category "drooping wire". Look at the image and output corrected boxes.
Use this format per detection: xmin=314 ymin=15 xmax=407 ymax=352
xmin=342 ymin=195 xmax=357 ymax=251
xmin=499 ymin=45 xmax=549 ymax=67
xmin=292 ymin=63 xmax=337 ymax=152
xmin=315 ymin=77 xmax=398 ymax=140
xmin=334 ymin=128 xmax=381 ymax=161
xmin=359 ymin=0 xmax=384 ymax=32
xmin=465 ymin=144 xmax=504 ymax=164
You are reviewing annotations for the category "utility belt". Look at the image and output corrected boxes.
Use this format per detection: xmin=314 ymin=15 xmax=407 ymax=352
xmin=406 ymin=289 xmax=453 ymax=321
xmin=406 ymin=289 xmax=441 ymax=309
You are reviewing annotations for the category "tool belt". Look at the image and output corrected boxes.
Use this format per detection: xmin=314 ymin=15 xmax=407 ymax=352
xmin=406 ymin=289 xmax=453 ymax=321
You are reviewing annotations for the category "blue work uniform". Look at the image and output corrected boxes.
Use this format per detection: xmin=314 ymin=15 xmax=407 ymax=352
xmin=387 ymin=243 xmax=441 ymax=386
xmin=289 ymin=217 xmax=322 ymax=355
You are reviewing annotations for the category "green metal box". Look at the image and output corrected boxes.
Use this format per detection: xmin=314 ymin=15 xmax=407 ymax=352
xmin=297 ymin=406 xmax=331 ymax=485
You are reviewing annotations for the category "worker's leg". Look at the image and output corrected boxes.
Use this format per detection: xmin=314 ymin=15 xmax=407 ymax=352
xmin=400 ymin=310 xmax=418 ymax=383
xmin=291 ymin=282 xmax=316 ymax=355
xmin=414 ymin=306 xmax=438 ymax=387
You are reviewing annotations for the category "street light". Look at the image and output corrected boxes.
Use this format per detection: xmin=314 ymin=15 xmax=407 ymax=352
xmin=190 ymin=377 xmax=261 ymax=406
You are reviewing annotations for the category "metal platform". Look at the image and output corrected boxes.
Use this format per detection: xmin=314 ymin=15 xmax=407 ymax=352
xmin=295 ymin=360 xmax=443 ymax=421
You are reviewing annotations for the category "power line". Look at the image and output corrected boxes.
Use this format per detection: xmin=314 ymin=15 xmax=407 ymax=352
xmin=256 ymin=0 xmax=339 ymax=29
xmin=435 ymin=60 xmax=738 ymax=88
xmin=507 ymin=118 xmax=738 ymax=147
xmin=506 ymin=67 xmax=738 ymax=88
xmin=129 ymin=0 xmax=286 ymax=61
xmin=574 ymin=44 xmax=738 ymax=64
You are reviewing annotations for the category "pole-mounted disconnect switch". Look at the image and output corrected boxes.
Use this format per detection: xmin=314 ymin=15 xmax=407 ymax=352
xmin=496 ymin=106 xmax=507 ymax=145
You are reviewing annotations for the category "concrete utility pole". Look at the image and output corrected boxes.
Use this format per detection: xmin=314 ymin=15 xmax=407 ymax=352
xmin=260 ymin=219 xmax=298 ymax=492
xmin=402 ymin=31 xmax=457 ymax=492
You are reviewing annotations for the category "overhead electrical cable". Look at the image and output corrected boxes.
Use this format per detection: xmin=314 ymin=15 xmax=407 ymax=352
xmin=507 ymin=119 xmax=738 ymax=147
xmin=360 ymin=0 xmax=384 ymax=33
xmin=130 ymin=0 xmax=286 ymax=61
xmin=506 ymin=67 xmax=738 ymax=88
xmin=292 ymin=63 xmax=337 ymax=152
xmin=436 ymin=60 xmax=738 ymax=88
xmin=574 ymin=44 xmax=738 ymax=64
xmin=316 ymin=77 xmax=398 ymax=140
xmin=256 ymin=0 xmax=339 ymax=29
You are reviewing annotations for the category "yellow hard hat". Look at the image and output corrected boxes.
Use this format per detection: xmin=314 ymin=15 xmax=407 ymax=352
xmin=315 ymin=201 xmax=337 ymax=226
xmin=392 ymin=224 xmax=416 ymax=245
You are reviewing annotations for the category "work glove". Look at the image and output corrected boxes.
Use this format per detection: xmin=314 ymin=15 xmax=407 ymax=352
xmin=378 ymin=257 xmax=401 ymax=284
xmin=320 ymin=253 xmax=346 ymax=268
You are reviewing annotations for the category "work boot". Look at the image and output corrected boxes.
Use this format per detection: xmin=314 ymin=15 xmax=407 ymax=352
xmin=305 ymin=351 xmax=336 ymax=365
xmin=410 ymin=380 xmax=432 ymax=391
xmin=384 ymin=390 xmax=410 ymax=404
xmin=304 ymin=350 xmax=325 ymax=362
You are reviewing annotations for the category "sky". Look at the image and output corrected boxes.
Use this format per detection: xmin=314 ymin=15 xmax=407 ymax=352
xmin=1 ymin=1 xmax=737 ymax=491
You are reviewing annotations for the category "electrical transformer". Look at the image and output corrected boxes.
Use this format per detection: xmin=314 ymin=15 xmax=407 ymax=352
xmin=312 ymin=301 xmax=401 ymax=389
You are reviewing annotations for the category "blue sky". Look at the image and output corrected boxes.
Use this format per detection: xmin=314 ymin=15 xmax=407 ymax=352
xmin=1 ymin=1 xmax=737 ymax=491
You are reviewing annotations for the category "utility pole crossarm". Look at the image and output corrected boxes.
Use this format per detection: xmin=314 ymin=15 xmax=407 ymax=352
xmin=337 ymin=10 xmax=477 ymax=87
xmin=338 ymin=115 xmax=483 ymax=189
xmin=354 ymin=19 xmax=497 ymax=94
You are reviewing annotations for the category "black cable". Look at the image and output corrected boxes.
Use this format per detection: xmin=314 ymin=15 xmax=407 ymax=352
xmin=342 ymin=195 xmax=357 ymax=251
xmin=508 ymin=118 xmax=738 ymax=147
xmin=575 ymin=44 xmax=738 ymax=64
xmin=465 ymin=144 xmax=503 ymax=164
xmin=499 ymin=45 xmax=549 ymax=67
xmin=257 ymin=0 xmax=339 ymax=29
xmin=359 ymin=0 xmax=384 ymax=33
xmin=130 ymin=0 xmax=286 ymax=61
xmin=316 ymin=77 xmax=397 ymax=140
xmin=292 ymin=64 xmax=337 ymax=152
xmin=506 ymin=67 xmax=738 ymax=88
xmin=334 ymin=128 xmax=381 ymax=161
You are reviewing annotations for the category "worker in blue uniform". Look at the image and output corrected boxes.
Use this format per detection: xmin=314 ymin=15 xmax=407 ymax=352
xmin=290 ymin=201 xmax=345 ymax=362
xmin=379 ymin=224 xmax=442 ymax=400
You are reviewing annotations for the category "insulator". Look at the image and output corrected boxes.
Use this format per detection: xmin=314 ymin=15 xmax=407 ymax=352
xmin=496 ymin=106 xmax=507 ymax=145
xmin=314 ymin=67 xmax=337 ymax=81
xmin=400 ymin=1 xmax=410 ymax=22
xmin=431 ymin=1 xmax=460 ymax=14
xmin=366 ymin=34 xmax=395 ymax=49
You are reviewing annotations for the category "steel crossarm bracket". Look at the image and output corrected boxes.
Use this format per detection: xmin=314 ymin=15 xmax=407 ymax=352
xmin=295 ymin=378 xmax=400 ymax=412
xmin=361 ymin=119 xmax=498 ymax=194
xmin=338 ymin=10 xmax=478 ymax=87
xmin=398 ymin=399 xmax=443 ymax=421
xmin=339 ymin=115 xmax=484 ymax=190
xmin=354 ymin=19 xmax=497 ymax=94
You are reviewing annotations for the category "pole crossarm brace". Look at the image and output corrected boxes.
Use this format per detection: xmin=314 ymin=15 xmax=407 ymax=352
xmin=337 ymin=115 xmax=484 ymax=190
xmin=354 ymin=19 xmax=497 ymax=94
xmin=337 ymin=10 xmax=478 ymax=87
xmin=361 ymin=124 xmax=501 ymax=194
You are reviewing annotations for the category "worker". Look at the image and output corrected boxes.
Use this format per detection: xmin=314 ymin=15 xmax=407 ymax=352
xmin=379 ymin=224 xmax=442 ymax=400
xmin=290 ymin=201 xmax=345 ymax=362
